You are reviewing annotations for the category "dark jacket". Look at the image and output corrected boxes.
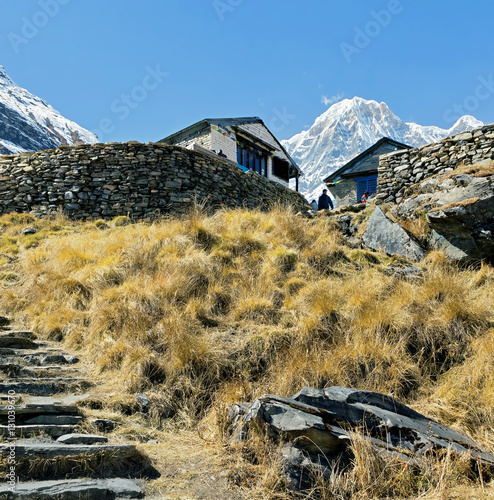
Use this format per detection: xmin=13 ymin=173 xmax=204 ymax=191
xmin=318 ymin=193 xmax=333 ymax=210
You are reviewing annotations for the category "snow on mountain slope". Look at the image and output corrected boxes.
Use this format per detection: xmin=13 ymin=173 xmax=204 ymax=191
xmin=283 ymin=97 xmax=483 ymax=202
xmin=0 ymin=65 xmax=97 ymax=155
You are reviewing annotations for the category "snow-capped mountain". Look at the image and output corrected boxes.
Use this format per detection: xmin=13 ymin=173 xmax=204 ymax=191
xmin=283 ymin=97 xmax=483 ymax=201
xmin=0 ymin=65 xmax=97 ymax=155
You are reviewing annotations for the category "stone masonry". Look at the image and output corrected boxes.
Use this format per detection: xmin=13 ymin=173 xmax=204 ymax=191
xmin=377 ymin=124 xmax=494 ymax=204
xmin=0 ymin=142 xmax=309 ymax=219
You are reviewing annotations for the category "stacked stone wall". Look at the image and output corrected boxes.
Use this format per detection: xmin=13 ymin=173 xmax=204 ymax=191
xmin=0 ymin=141 xmax=309 ymax=219
xmin=377 ymin=124 xmax=494 ymax=204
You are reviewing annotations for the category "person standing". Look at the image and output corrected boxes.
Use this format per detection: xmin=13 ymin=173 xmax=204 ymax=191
xmin=318 ymin=189 xmax=334 ymax=210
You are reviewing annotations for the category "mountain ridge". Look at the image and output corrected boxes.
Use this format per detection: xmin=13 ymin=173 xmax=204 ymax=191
xmin=282 ymin=97 xmax=483 ymax=201
xmin=0 ymin=65 xmax=97 ymax=155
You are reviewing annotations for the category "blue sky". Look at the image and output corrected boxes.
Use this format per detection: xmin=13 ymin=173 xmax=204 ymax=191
xmin=1 ymin=0 xmax=493 ymax=143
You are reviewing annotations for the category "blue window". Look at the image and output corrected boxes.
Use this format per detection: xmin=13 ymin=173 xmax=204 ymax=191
xmin=355 ymin=175 xmax=378 ymax=203
xmin=236 ymin=140 xmax=269 ymax=177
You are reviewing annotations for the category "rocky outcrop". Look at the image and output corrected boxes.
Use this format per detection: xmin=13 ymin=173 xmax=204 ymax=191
xmin=391 ymin=171 xmax=494 ymax=263
xmin=229 ymin=387 xmax=494 ymax=492
xmin=362 ymin=207 xmax=425 ymax=261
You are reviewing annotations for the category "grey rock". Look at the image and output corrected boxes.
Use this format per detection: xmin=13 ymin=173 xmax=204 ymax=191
xmin=384 ymin=265 xmax=424 ymax=279
xmin=0 ymin=336 xmax=37 ymax=349
xmin=0 ymin=348 xmax=16 ymax=355
xmin=25 ymin=415 xmax=84 ymax=425
xmin=22 ymin=227 xmax=37 ymax=235
xmin=40 ymin=354 xmax=68 ymax=365
xmin=0 ymin=403 xmax=80 ymax=416
xmin=0 ymin=441 xmax=137 ymax=459
xmin=231 ymin=386 xmax=494 ymax=492
xmin=0 ymin=316 xmax=11 ymax=327
xmin=0 ymin=424 xmax=80 ymax=438
xmin=0 ymin=478 xmax=143 ymax=499
xmin=135 ymin=393 xmax=150 ymax=412
xmin=362 ymin=207 xmax=425 ymax=261
xmin=91 ymin=418 xmax=120 ymax=432
xmin=57 ymin=433 xmax=108 ymax=445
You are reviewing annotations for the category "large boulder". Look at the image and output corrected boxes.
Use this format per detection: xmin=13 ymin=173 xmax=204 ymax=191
xmin=362 ymin=207 xmax=425 ymax=261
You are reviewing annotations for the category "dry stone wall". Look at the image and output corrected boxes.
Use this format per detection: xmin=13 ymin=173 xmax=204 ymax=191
xmin=377 ymin=123 xmax=494 ymax=204
xmin=0 ymin=142 xmax=309 ymax=219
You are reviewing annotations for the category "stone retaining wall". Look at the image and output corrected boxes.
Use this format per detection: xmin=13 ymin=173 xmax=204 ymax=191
xmin=377 ymin=123 xmax=494 ymax=204
xmin=0 ymin=142 xmax=309 ymax=219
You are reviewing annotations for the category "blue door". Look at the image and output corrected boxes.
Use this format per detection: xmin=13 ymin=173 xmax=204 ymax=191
xmin=356 ymin=175 xmax=378 ymax=202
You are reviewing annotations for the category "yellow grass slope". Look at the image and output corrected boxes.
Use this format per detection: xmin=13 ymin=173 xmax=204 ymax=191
xmin=0 ymin=206 xmax=493 ymax=498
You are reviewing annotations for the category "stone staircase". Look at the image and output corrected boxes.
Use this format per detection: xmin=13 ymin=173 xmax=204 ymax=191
xmin=0 ymin=320 xmax=150 ymax=499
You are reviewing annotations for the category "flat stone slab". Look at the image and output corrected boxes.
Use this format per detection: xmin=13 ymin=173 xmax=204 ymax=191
xmin=0 ymin=424 xmax=80 ymax=438
xmin=0 ymin=337 xmax=38 ymax=349
xmin=57 ymin=433 xmax=108 ymax=445
xmin=0 ymin=478 xmax=143 ymax=499
xmin=0 ymin=331 xmax=35 ymax=339
xmin=233 ymin=386 xmax=494 ymax=472
xmin=0 ymin=381 xmax=67 ymax=396
xmin=0 ymin=403 xmax=80 ymax=416
xmin=24 ymin=394 xmax=91 ymax=406
xmin=0 ymin=442 xmax=137 ymax=459
xmin=25 ymin=414 xmax=84 ymax=425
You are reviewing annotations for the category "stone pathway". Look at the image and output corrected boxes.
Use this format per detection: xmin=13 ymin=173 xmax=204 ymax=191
xmin=0 ymin=320 xmax=148 ymax=499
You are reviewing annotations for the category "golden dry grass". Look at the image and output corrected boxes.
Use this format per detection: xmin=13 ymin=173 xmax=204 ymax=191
xmin=0 ymin=206 xmax=492 ymax=498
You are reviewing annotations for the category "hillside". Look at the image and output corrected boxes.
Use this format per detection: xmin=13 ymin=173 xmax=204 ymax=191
xmin=0 ymin=65 xmax=97 ymax=154
xmin=282 ymin=97 xmax=482 ymax=201
xmin=0 ymin=206 xmax=492 ymax=498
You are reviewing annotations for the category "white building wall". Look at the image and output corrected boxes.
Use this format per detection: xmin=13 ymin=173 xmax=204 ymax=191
xmin=174 ymin=131 xmax=211 ymax=150
xmin=209 ymin=125 xmax=237 ymax=162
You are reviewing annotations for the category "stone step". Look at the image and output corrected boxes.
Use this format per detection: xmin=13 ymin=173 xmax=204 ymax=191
xmin=0 ymin=424 xmax=81 ymax=438
xmin=0 ymin=337 xmax=38 ymax=349
xmin=0 ymin=403 xmax=81 ymax=416
xmin=0 ymin=379 xmax=90 ymax=396
xmin=57 ymin=433 xmax=108 ymax=445
xmin=0 ymin=441 xmax=137 ymax=459
xmin=24 ymin=414 xmax=84 ymax=425
xmin=0 ymin=330 xmax=35 ymax=339
xmin=0 ymin=478 xmax=143 ymax=499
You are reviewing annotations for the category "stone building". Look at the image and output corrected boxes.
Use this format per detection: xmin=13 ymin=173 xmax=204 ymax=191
xmin=324 ymin=137 xmax=411 ymax=207
xmin=159 ymin=117 xmax=302 ymax=191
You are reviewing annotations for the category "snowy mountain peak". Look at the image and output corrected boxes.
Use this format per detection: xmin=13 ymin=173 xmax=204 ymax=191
xmin=0 ymin=66 xmax=98 ymax=155
xmin=283 ymin=96 xmax=483 ymax=201
xmin=0 ymin=66 xmax=16 ymax=87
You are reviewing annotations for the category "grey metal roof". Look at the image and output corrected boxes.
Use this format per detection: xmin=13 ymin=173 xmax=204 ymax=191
xmin=324 ymin=137 xmax=411 ymax=183
xmin=159 ymin=117 xmax=302 ymax=176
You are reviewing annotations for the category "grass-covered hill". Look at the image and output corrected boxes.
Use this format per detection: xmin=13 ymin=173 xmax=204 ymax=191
xmin=0 ymin=206 xmax=493 ymax=498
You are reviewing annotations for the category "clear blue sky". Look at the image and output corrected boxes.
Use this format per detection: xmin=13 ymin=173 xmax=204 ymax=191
xmin=1 ymin=0 xmax=493 ymax=143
